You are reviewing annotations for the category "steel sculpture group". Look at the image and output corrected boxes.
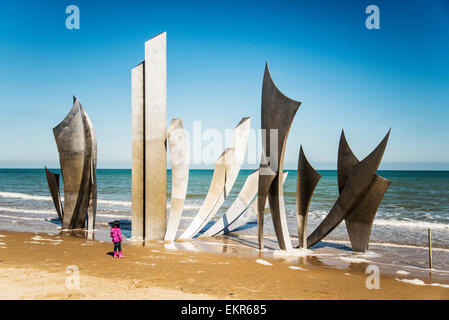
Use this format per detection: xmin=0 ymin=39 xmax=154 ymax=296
xmin=45 ymin=32 xmax=391 ymax=253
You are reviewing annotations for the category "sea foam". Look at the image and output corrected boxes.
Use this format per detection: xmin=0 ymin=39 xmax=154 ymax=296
xmin=256 ymin=259 xmax=272 ymax=266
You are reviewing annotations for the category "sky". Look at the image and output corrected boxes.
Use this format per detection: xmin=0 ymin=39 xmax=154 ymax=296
xmin=0 ymin=0 xmax=448 ymax=170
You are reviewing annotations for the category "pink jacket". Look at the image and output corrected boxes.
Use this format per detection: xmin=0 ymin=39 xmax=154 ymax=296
xmin=110 ymin=227 xmax=123 ymax=243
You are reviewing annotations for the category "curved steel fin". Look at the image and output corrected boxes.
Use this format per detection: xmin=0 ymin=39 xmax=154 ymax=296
xmin=70 ymin=103 xmax=94 ymax=229
xmin=307 ymin=130 xmax=390 ymax=248
xmin=177 ymin=148 xmax=233 ymax=240
xmin=44 ymin=167 xmax=64 ymax=222
xmin=345 ymin=175 xmax=391 ymax=252
xmin=257 ymin=164 xmax=276 ymax=250
xmin=337 ymin=131 xmax=391 ymax=252
xmin=178 ymin=118 xmax=251 ymax=240
xmin=209 ymin=171 xmax=289 ymax=236
xmin=296 ymin=146 xmax=321 ymax=249
xmin=258 ymin=63 xmax=301 ymax=251
xmin=337 ymin=130 xmax=359 ymax=192
xmin=165 ymin=119 xmax=189 ymax=241
xmin=81 ymin=105 xmax=97 ymax=231
xmin=201 ymin=169 xmax=259 ymax=237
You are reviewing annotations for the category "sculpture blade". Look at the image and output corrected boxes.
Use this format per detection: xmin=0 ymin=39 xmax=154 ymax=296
xmin=69 ymin=103 xmax=94 ymax=229
xmin=131 ymin=62 xmax=145 ymax=240
xmin=209 ymin=171 xmax=289 ymax=237
xmin=44 ymin=167 xmax=64 ymax=222
xmin=257 ymin=164 xmax=276 ymax=250
xmin=307 ymin=130 xmax=390 ymax=248
xmin=178 ymin=148 xmax=233 ymax=240
xmin=337 ymin=130 xmax=391 ymax=252
xmin=337 ymin=130 xmax=359 ymax=193
xmin=345 ymin=175 xmax=391 ymax=252
xmin=81 ymin=106 xmax=97 ymax=231
xmin=258 ymin=63 xmax=301 ymax=251
xmin=296 ymin=146 xmax=321 ymax=249
xmin=178 ymin=117 xmax=251 ymax=240
xmin=144 ymin=32 xmax=167 ymax=240
xmin=53 ymin=97 xmax=87 ymax=229
xmin=165 ymin=118 xmax=190 ymax=241
xmin=201 ymin=169 xmax=259 ymax=237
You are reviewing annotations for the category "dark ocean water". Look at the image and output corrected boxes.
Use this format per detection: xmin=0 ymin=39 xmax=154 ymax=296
xmin=0 ymin=169 xmax=448 ymax=248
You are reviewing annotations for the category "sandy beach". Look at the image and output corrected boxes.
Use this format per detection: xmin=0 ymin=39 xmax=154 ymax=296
xmin=0 ymin=230 xmax=447 ymax=300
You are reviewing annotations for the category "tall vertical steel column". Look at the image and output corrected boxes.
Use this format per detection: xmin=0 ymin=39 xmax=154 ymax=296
xmin=132 ymin=32 xmax=167 ymax=241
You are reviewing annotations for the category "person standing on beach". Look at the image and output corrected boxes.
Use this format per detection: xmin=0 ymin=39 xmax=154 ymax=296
xmin=110 ymin=220 xmax=124 ymax=258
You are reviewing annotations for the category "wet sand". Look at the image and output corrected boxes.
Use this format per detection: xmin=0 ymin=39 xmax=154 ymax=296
xmin=0 ymin=231 xmax=448 ymax=299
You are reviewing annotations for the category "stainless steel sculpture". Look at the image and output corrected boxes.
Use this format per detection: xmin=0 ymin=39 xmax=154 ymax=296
xmin=131 ymin=32 xmax=167 ymax=241
xmin=201 ymin=170 xmax=259 ymax=237
xmin=165 ymin=119 xmax=189 ymax=242
xmin=178 ymin=117 xmax=251 ymax=240
xmin=178 ymin=148 xmax=234 ymax=240
xmin=45 ymin=167 xmax=63 ymax=222
xmin=338 ymin=131 xmax=392 ymax=252
xmin=131 ymin=61 xmax=145 ymax=240
xmin=203 ymin=171 xmax=289 ymax=237
xmin=296 ymin=146 xmax=321 ymax=249
xmin=45 ymin=97 xmax=97 ymax=230
xmin=307 ymin=130 xmax=391 ymax=249
xmin=257 ymin=63 xmax=301 ymax=251
xmin=125 ymin=33 xmax=392 ymax=254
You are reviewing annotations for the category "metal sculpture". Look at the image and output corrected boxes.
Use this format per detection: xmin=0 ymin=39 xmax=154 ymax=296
xmin=257 ymin=63 xmax=301 ymax=251
xmin=131 ymin=32 xmax=167 ymax=241
xmin=125 ymin=32 xmax=393 ymax=254
xmin=307 ymin=130 xmax=391 ymax=249
xmin=178 ymin=117 xmax=251 ymax=240
xmin=45 ymin=168 xmax=63 ymax=222
xmin=202 ymin=170 xmax=259 ymax=237
xmin=203 ymin=171 xmax=289 ymax=237
xmin=338 ymin=131 xmax=392 ymax=252
xmin=165 ymin=119 xmax=189 ymax=242
xmin=178 ymin=148 xmax=233 ymax=240
xmin=296 ymin=146 xmax=321 ymax=249
xmin=45 ymin=96 xmax=97 ymax=230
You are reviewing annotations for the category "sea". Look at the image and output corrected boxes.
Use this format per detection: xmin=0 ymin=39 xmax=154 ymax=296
xmin=1 ymin=169 xmax=449 ymax=277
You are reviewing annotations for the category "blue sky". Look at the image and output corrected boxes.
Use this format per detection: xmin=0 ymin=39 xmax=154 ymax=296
xmin=0 ymin=0 xmax=448 ymax=169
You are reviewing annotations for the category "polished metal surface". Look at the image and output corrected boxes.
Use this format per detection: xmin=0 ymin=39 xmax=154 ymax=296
xmin=165 ymin=118 xmax=189 ymax=241
xmin=131 ymin=62 xmax=145 ymax=240
xmin=48 ymin=97 xmax=97 ymax=230
xmin=144 ymin=32 xmax=167 ymax=240
xmin=131 ymin=33 xmax=168 ymax=241
xmin=81 ymin=106 xmax=97 ymax=231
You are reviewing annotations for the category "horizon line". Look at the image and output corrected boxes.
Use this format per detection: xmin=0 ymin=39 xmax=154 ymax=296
xmin=1 ymin=168 xmax=448 ymax=172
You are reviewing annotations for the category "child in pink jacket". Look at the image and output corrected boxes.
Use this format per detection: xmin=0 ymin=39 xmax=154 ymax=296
xmin=110 ymin=220 xmax=124 ymax=258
